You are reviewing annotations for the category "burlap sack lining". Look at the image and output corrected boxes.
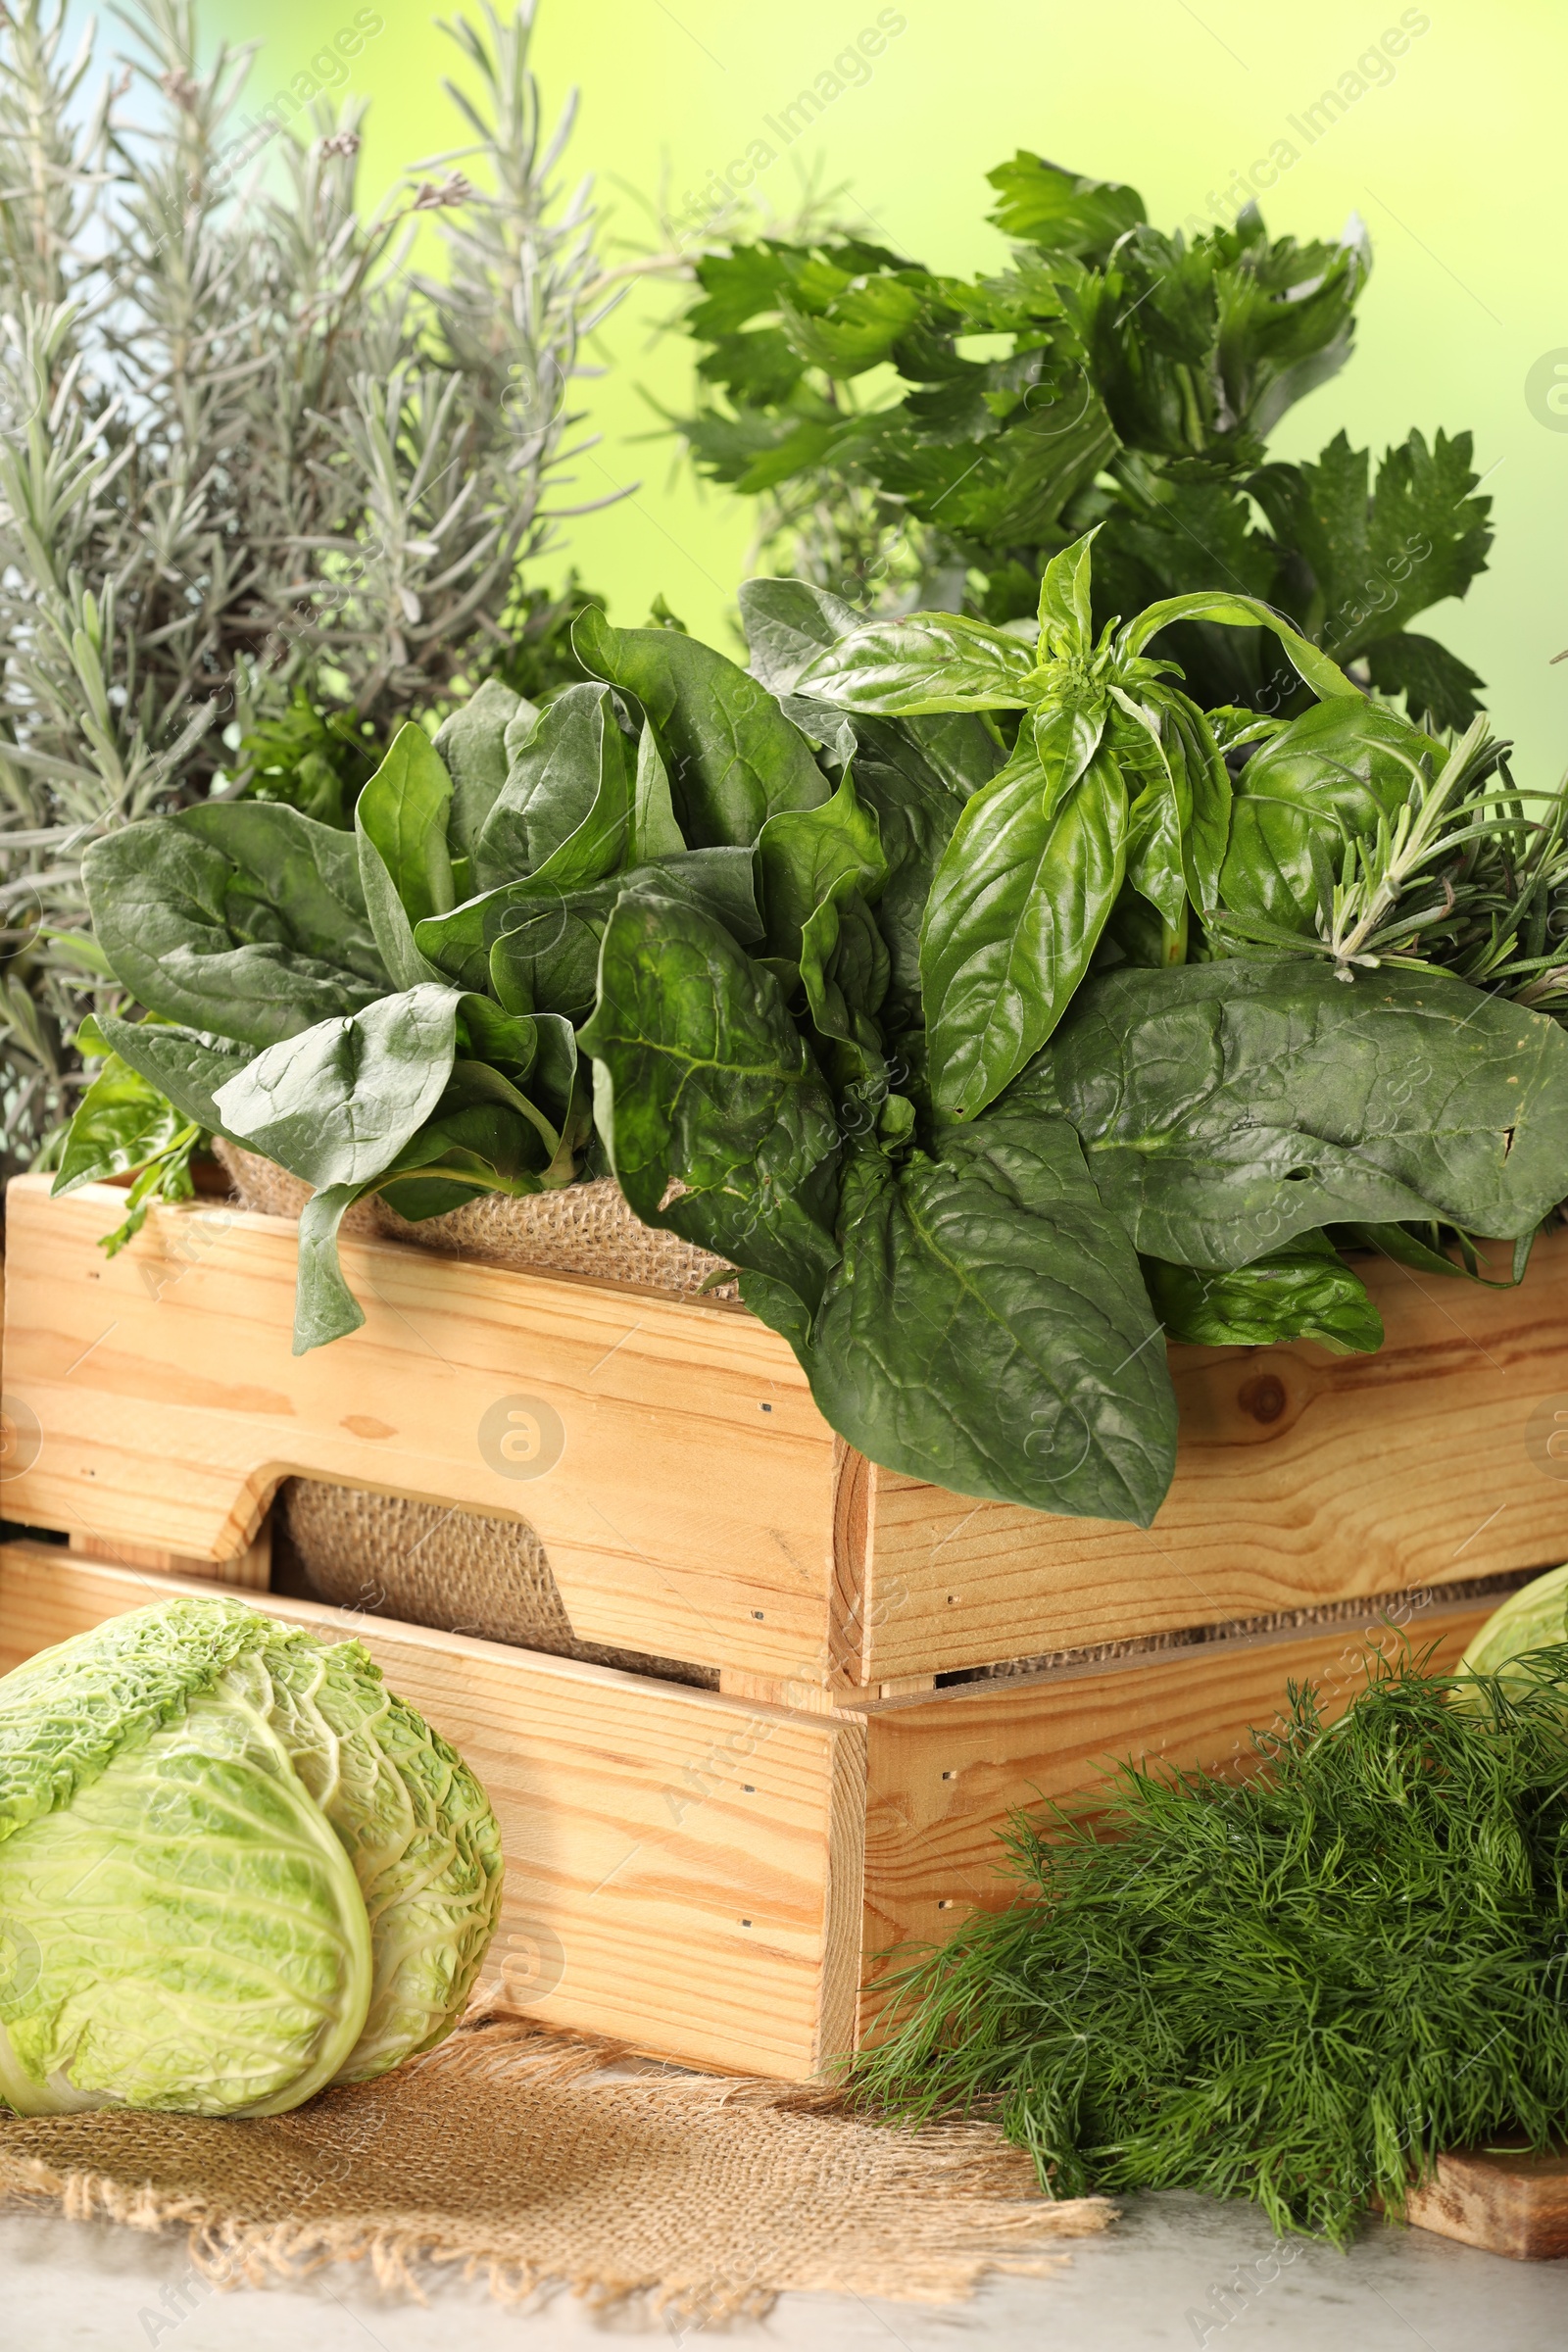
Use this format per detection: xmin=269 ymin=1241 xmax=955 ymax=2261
xmin=276 ymin=1480 xmax=717 ymax=1690
xmin=213 ymin=1142 xmax=738 ymax=1298
xmin=936 ymin=1566 xmax=1542 ymax=1690
xmin=0 ymin=2010 xmax=1112 ymax=2315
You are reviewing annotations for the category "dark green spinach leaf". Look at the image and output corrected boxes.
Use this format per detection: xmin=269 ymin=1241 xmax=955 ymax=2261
xmin=1048 ymin=960 xmax=1568 ymax=1266
xmin=799 ymin=1112 xmax=1176 ymax=1524
xmin=1145 ymin=1234 xmax=1384 ymax=1352
xmin=580 ymin=890 xmax=841 ymax=1308
xmin=573 ymin=607 xmax=826 ymax=847
xmin=84 ymin=806 xmax=388 ymax=1047
xmin=473 ymin=682 xmax=633 ymax=891
xmin=212 ymin=983 xmax=462 ymax=1189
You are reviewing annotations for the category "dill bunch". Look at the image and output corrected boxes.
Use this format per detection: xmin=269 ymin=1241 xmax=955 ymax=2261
xmin=854 ymin=1649 xmax=1568 ymax=2244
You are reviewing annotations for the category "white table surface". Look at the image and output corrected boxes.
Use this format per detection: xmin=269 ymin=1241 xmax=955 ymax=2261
xmin=2 ymin=2185 xmax=1563 ymax=2351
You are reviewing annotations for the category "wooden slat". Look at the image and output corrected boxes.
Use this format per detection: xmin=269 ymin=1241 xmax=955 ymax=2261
xmin=1404 ymin=2146 xmax=1568 ymax=2260
xmin=0 ymin=1542 xmax=866 ymax=2081
xmin=1 ymin=1180 xmax=838 ymax=1680
xmin=860 ymin=1597 xmax=1493 ymax=1976
xmin=859 ymin=1235 xmax=1568 ymax=1679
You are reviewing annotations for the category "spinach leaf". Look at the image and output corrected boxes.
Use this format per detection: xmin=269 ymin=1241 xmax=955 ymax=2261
xmin=799 ymin=1112 xmax=1176 ymax=1523
xmin=296 ymin=1182 xmax=376 ymax=1350
xmin=756 ymin=769 xmax=887 ymax=963
xmin=91 ymin=1011 xmax=256 ymax=1142
xmin=1219 ymin=696 xmax=1440 ymax=931
xmin=473 ymin=682 xmax=633 ymax=892
xmin=433 ymin=676 xmax=523 ymax=867
xmin=418 ymin=848 xmax=761 ymax=1012
xmin=921 ymin=739 xmax=1128 ymax=1120
xmin=579 ymin=890 xmax=841 ymax=1308
xmin=212 ymin=983 xmax=462 ymax=1189
xmin=83 ymin=806 xmax=388 ymax=1046
xmin=293 ymin=1104 xmax=562 ymax=1353
xmin=573 ymin=606 xmax=826 ymax=848
xmin=796 ymin=611 xmax=1035 ymax=714
xmin=51 ymin=1048 xmax=195 ymax=1197
xmin=1048 ymin=959 xmax=1568 ymax=1266
xmin=629 ymin=720 xmax=687 ymax=862
xmin=799 ymin=880 xmax=891 ymax=1101
xmin=355 ymin=722 xmax=455 ymax=988
xmin=1144 ymin=1234 xmax=1384 ymax=1352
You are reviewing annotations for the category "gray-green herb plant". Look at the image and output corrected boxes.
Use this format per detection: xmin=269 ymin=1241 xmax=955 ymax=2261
xmin=0 ymin=0 xmax=616 ymax=1176
xmin=63 ymin=534 xmax=1568 ymax=1528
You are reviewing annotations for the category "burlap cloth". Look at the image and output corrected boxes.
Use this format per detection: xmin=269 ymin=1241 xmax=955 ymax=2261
xmin=0 ymin=2011 xmax=1112 ymax=2316
xmin=274 ymin=1481 xmax=717 ymax=1689
xmin=213 ymin=1141 xmax=735 ymax=1296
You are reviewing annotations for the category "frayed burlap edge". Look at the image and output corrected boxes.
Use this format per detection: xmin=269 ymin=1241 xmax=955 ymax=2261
xmin=0 ymin=2013 xmax=1114 ymax=2319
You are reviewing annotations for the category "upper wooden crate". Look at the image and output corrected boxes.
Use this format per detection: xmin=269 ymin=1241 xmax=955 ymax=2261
xmin=5 ymin=1175 xmax=1567 ymax=1689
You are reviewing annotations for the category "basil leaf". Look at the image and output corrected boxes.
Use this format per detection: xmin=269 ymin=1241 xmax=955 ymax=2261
xmin=1124 ymin=758 xmax=1191 ymax=931
xmin=796 ymin=611 xmax=1035 ymax=714
xmin=83 ymin=806 xmax=387 ymax=1047
xmin=740 ymin=574 xmax=1005 ymax=795
xmin=573 ymin=607 xmax=826 ymax=848
xmin=580 ymin=890 xmax=841 ymax=1309
xmin=1145 ymin=1235 xmax=1384 ymax=1353
xmin=473 ymin=682 xmax=633 ymax=892
xmin=433 ymin=676 xmax=523 ymax=863
xmin=1219 ymin=697 xmax=1440 ymax=932
xmin=1166 ymin=695 xmax=1232 ymax=916
xmin=1037 ymin=530 xmax=1097 ymax=658
xmin=1049 ymin=959 xmax=1568 ymax=1266
xmin=757 ymin=768 xmax=887 ymax=963
xmin=90 ymin=1012 xmax=256 ymax=1143
xmin=799 ymin=1113 xmax=1176 ymax=1524
xmin=213 ymin=983 xmax=462 ymax=1189
xmin=922 ymin=735 xmax=1128 ymax=1121
xmin=1116 ymin=588 xmax=1360 ymax=704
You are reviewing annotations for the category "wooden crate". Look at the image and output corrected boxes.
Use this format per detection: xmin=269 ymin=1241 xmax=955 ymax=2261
xmin=3 ymin=1177 xmax=1566 ymax=1690
xmin=0 ymin=1540 xmax=1493 ymax=2082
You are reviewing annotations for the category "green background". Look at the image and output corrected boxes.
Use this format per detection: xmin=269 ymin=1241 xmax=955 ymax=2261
xmin=209 ymin=0 xmax=1568 ymax=777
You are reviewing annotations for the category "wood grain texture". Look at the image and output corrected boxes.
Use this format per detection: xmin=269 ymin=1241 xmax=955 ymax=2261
xmin=12 ymin=1182 xmax=1568 ymax=1690
xmin=859 ymin=1599 xmax=1494 ymax=1980
xmin=67 ymin=1524 xmax=271 ymax=1590
xmin=1403 ymin=2146 xmax=1568 ymax=2260
xmin=860 ymin=1233 xmax=1568 ymax=1679
xmin=0 ymin=1542 xmax=866 ymax=2080
xmin=1 ymin=1179 xmax=838 ymax=1680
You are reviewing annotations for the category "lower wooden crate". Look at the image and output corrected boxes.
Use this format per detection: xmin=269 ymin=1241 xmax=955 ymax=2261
xmin=0 ymin=1540 xmax=1493 ymax=2082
